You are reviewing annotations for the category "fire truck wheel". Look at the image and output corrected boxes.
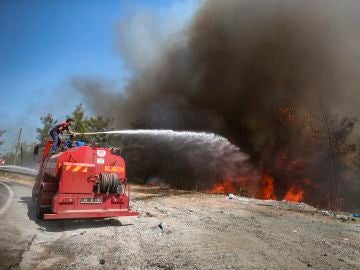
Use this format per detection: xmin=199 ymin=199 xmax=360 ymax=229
xmin=31 ymin=187 xmax=36 ymax=202
xmin=35 ymin=203 xmax=44 ymax=220
xmin=35 ymin=189 xmax=44 ymax=219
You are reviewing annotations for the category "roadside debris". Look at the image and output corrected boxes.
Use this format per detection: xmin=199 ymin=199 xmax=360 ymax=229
xmin=158 ymin=222 xmax=165 ymax=230
xmin=227 ymin=193 xmax=235 ymax=199
xmin=146 ymin=212 xmax=155 ymax=217
xmin=319 ymin=210 xmax=335 ymax=217
xmin=222 ymin=194 xmax=318 ymax=213
xmin=336 ymin=214 xmax=350 ymax=222
xmin=318 ymin=211 xmax=358 ymax=223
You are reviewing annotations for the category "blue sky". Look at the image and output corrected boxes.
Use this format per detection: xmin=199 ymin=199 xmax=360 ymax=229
xmin=0 ymin=0 xmax=200 ymax=152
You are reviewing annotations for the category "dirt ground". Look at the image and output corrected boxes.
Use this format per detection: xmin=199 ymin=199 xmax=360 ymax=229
xmin=0 ymin=175 xmax=359 ymax=270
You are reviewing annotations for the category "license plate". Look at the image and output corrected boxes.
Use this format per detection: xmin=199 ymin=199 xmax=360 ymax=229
xmin=80 ymin=198 xmax=102 ymax=204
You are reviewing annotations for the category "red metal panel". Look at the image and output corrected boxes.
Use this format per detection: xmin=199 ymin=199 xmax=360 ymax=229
xmin=58 ymin=163 xmax=95 ymax=194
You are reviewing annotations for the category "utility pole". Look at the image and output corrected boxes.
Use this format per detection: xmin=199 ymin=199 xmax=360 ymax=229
xmin=20 ymin=144 xmax=23 ymax=166
xmin=13 ymin=128 xmax=22 ymax=166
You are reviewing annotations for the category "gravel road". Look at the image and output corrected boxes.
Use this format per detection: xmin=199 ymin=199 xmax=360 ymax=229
xmin=0 ymin=177 xmax=359 ymax=270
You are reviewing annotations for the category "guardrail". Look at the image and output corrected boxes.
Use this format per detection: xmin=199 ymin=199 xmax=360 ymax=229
xmin=0 ymin=165 xmax=38 ymax=176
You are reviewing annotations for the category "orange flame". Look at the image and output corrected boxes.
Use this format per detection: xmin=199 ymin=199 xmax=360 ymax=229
xmin=284 ymin=187 xmax=304 ymax=202
xmin=261 ymin=173 xmax=277 ymax=200
xmin=209 ymin=171 xmax=308 ymax=204
xmin=211 ymin=179 xmax=236 ymax=194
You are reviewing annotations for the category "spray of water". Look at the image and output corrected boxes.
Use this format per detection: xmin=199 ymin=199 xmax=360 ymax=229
xmin=79 ymin=129 xmax=244 ymax=147
xmin=79 ymin=129 xmax=256 ymax=191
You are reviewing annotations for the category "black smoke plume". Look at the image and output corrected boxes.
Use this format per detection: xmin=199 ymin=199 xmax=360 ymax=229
xmin=74 ymin=0 xmax=360 ymax=210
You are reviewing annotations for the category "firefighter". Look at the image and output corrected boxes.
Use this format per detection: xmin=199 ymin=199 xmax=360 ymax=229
xmin=50 ymin=118 xmax=75 ymax=153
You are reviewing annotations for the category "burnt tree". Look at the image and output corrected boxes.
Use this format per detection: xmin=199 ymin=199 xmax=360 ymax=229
xmin=310 ymin=99 xmax=356 ymax=205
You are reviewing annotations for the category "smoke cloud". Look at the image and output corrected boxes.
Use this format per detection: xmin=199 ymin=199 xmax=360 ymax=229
xmin=74 ymin=0 xmax=360 ymax=210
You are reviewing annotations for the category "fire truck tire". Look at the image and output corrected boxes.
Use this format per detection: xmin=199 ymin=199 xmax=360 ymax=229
xmin=36 ymin=202 xmax=44 ymax=220
xmin=32 ymin=187 xmax=36 ymax=202
xmin=35 ymin=188 xmax=44 ymax=219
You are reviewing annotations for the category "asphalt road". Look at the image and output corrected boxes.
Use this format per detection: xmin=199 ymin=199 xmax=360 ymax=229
xmin=0 ymin=179 xmax=137 ymax=270
xmin=0 ymin=180 xmax=38 ymax=270
xmin=0 ymin=181 xmax=12 ymax=215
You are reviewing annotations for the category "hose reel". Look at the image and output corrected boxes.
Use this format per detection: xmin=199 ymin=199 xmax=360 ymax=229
xmin=97 ymin=173 xmax=122 ymax=194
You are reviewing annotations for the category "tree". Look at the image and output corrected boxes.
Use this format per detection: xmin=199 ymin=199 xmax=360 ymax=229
xmin=69 ymin=104 xmax=114 ymax=143
xmin=87 ymin=116 xmax=114 ymax=144
xmin=270 ymin=105 xmax=311 ymax=194
xmin=1 ymin=141 xmax=37 ymax=167
xmin=352 ymin=137 xmax=360 ymax=174
xmin=69 ymin=104 xmax=90 ymax=142
xmin=0 ymin=130 xmax=5 ymax=146
xmin=36 ymin=114 xmax=57 ymax=143
xmin=70 ymin=104 xmax=89 ymax=133
xmin=310 ymin=99 xmax=356 ymax=204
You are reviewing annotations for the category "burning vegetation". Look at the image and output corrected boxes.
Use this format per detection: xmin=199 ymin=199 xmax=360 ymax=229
xmin=73 ymin=0 xmax=360 ymax=211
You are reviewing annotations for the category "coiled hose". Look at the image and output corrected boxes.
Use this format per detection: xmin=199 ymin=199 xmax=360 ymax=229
xmin=97 ymin=173 xmax=122 ymax=194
